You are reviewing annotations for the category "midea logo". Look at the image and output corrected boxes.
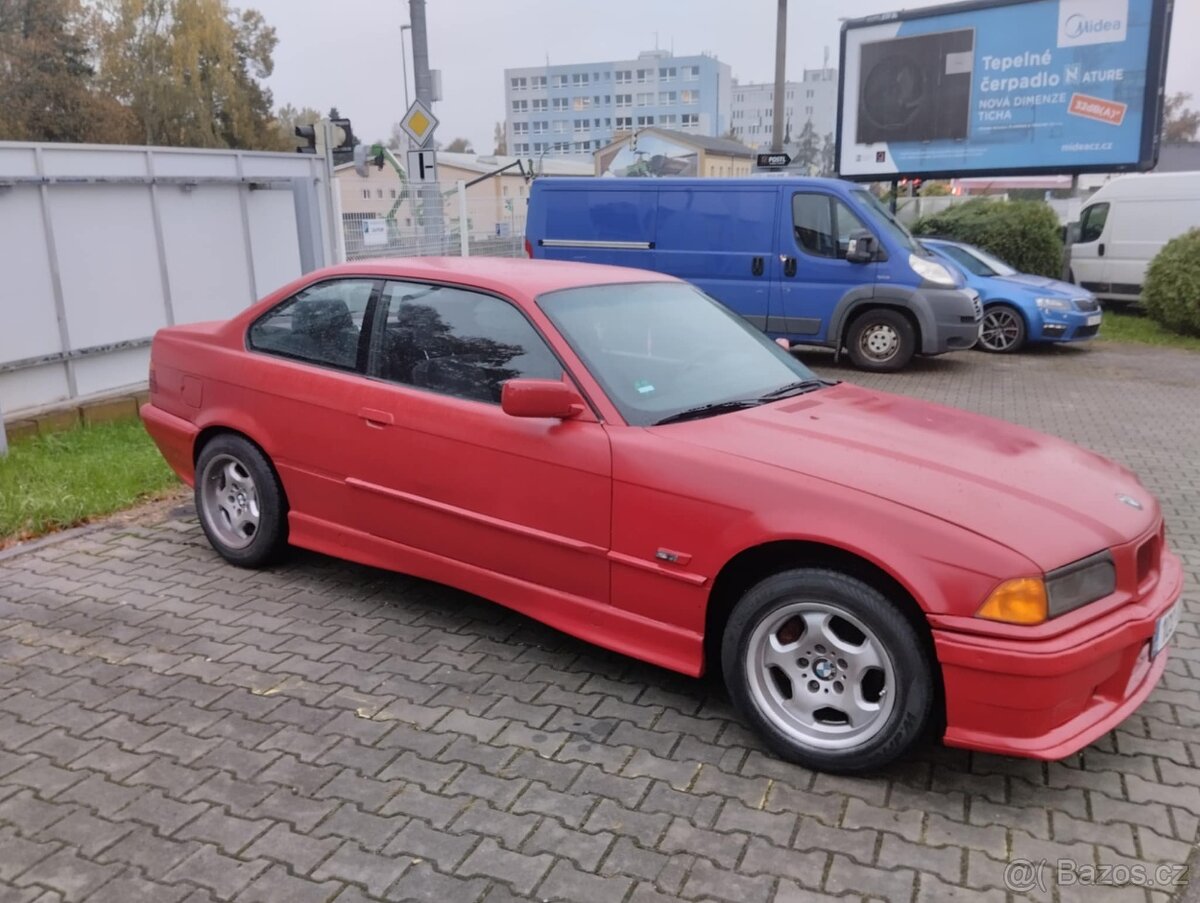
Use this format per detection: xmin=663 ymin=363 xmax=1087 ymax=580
xmin=1064 ymin=13 xmax=1122 ymax=38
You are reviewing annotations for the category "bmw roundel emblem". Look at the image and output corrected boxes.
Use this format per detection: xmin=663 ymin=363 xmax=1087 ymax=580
xmin=1117 ymin=494 xmax=1143 ymax=510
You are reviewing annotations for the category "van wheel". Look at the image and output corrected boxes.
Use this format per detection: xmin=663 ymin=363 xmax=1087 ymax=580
xmin=195 ymin=434 xmax=288 ymax=567
xmin=846 ymin=309 xmax=916 ymax=372
xmin=978 ymin=304 xmax=1026 ymax=353
xmin=722 ymin=569 xmax=932 ymax=773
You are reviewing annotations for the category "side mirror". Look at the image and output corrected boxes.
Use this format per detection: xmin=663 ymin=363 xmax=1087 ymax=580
xmin=501 ymin=379 xmax=585 ymax=419
xmin=845 ymin=230 xmax=877 ymax=264
xmin=1064 ymin=222 xmax=1081 ymax=245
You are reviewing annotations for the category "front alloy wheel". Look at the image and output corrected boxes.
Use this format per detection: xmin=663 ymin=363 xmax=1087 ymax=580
xmin=978 ymin=304 xmax=1026 ymax=353
xmin=723 ymin=569 xmax=932 ymax=772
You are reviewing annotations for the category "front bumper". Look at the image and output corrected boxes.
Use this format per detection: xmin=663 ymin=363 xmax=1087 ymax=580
xmin=921 ymin=288 xmax=982 ymax=355
xmin=934 ymin=547 xmax=1183 ymax=759
xmin=1034 ymin=308 xmax=1102 ymax=343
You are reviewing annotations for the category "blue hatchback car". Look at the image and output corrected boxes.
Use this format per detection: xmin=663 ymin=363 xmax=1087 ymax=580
xmin=922 ymin=239 xmax=1102 ymax=353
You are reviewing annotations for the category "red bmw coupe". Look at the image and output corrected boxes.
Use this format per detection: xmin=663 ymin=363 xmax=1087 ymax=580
xmin=142 ymin=258 xmax=1182 ymax=772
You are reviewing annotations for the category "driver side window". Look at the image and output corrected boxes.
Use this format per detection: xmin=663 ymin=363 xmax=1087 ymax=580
xmin=1079 ymin=203 xmax=1109 ymax=244
xmin=793 ymin=194 xmax=872 ymax=260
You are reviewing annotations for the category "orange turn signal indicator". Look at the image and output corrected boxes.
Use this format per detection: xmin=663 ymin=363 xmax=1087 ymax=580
xmin=976 ymin=577 xmax=1048 ymax=625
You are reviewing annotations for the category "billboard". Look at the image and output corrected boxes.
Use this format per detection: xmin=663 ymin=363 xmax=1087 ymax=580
xmin=836 ymin=0 xmax=1173 ymax=180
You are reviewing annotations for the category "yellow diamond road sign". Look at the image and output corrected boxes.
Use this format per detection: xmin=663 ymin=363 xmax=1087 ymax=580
xmin=400 ymin=100 xmax=438 ymax=147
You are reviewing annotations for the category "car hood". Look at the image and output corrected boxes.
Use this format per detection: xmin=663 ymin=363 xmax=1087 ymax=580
xmin=994 ymin=273 xmax=1088 ymax=299
xmin=655 ymin=383 xmax=1156 ymax=572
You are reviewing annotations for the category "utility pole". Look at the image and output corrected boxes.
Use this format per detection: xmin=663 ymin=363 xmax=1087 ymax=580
xmin=408 ymin=0 xmax=444 ymax=248
xmin=771 ymin=0 xmax=787 ymax=158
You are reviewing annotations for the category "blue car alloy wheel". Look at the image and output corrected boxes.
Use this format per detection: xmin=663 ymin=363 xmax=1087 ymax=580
xmin=978 ymin=304 xmax=1027 ymax=353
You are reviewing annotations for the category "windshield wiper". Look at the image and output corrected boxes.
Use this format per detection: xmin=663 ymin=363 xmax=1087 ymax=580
xmin=755 ymin=378 xmax=835 ymax=402
xmin=653 ymin=399 xmax=762 ymax=426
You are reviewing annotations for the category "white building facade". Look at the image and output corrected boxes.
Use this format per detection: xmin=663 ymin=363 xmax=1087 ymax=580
xmin=503 ymin=50 xmax=732 ymax=159
xmin=731 ymin=67 xmax=838 ymax=151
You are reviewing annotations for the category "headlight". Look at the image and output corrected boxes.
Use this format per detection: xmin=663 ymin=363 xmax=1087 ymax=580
xmin=909 ymin=254 xmax=957 ymax=288
xmin=1036 ymin=296 xmax=1072 ymax=312
xmin=1045 ymin=551 xmax=1116 ymax=617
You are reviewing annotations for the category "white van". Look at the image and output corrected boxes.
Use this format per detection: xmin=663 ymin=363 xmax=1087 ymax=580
xmin=1069 ymin=172 xmax=1200 ymax=304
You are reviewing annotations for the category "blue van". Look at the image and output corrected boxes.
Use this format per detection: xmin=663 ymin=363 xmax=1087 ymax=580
xmin=526 ymin=177 xmax=983 ymax=371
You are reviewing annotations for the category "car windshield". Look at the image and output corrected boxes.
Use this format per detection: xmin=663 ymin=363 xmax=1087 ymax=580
xmin=852 ymin=189 xmax=922 ymax=255
xmin=538 ymin=282 xmax=823 ymax=426
xmin=964 ymin=244 xmax=1018 ymax=277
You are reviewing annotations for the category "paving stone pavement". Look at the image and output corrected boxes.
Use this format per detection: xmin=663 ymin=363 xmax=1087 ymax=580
xmin=0 ymin=341 xmax=1197 ymax=903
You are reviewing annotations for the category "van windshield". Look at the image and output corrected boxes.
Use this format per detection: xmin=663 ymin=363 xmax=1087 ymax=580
xmin=852 ymin=189 xmax=923 ymax=255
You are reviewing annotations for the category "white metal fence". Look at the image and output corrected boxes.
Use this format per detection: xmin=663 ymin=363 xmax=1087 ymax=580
xmin=0 ymin=141 xmax=334 ymax=416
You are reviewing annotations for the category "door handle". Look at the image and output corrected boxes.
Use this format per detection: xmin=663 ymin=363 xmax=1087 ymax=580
xmin=358 ymin=407 xmax=394 ymax=428
xmin=1098 ymin=243 xmax=1105 ymax=257
xmin=783 ymin=257 xmax=797 ymax=277
xmin=751 ymin=256 xmax=764 ymax=276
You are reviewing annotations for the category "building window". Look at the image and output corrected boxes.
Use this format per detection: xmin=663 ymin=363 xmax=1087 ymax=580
xmin=390 ymin=189 xmax=397 ymax=198
xmin=604 ymin=117 xmax=611 ymax=126
xmin=659 ymin=67 xmax=676 ymax=82
xmin=681 ymin=90 xmax=699 ymax=105
xmin=636 ymin=92 xmax=653 ymax=107
xmin=807 ymin=89 xmax=814 ymax=98
xmin=552 ymin=97 xmax=568 ymax=111
xmin=637 ymin=68 xmax=654 ymax=83
xmin=659 ymin=91 xmax=676 ymax=105
xmin=683 ymin=65 xmax=700 ymax=80
xmin=593 ymin=96 xmax=602 ymax=106
xmin=604 ymin=95 xmax=611 ymax=105
xmin=531 ymin=121 xmax=546 ymax=134
xmin=513 ymin=122 xmax=529 ymax=134
xmin=572 ymin=72 xmax=589 ymax=85
xmin=533 ymin=142 xmax=546 ymax=153
xmin=511 ymin=99 xmax=528 ymax=113
xmin=574 ymin=119 xmax=589 ymax=133
xmin=593 ymin=118 xmax=601 ymax=127
xmin=552 ymin=74 xmax=568 ymax=88
xmin=636 ymin=115 xmax=654 ymax=127
xmin=615 ymin=70 xmax=632 ymax=85
xmin=532 ymin=98 xmax=548 ymax=112
xmin=510 ymin=77 xmax=526 ymax=90
xmin=682 ymin=113 xmax=699 ymax=127
xmin=553 ymin=120 xmax=566 ymax=133
xmin=361 ymin=189 xmax=370 ymax=199
xmin=573 ymin=96 xmax=590 ymax=110
xmin=375 ymin=189 xmax=383 ymax=198
xmin=531 ymin=75 xmax=547 ymax=89
xmin=806 ymin=106 xmax=813 ymax=115
xmin=660 ymin=114 xmax=677 ymax=125
xmin=616 ymin=94 xmax=632 ymax=108
xmin=615 ymin=116 xmax=632 ymax=129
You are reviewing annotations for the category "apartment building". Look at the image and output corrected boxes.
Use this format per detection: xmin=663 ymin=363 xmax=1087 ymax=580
xmin=730 ymin=67 xmax=838 ymax=150
xmin=503 ymin=49 xmax=732 ymax=158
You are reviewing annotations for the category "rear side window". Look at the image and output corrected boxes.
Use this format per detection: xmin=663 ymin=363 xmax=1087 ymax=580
xmin=248 ymin=279 xmax=377 ymax=371
xmin=370 ymin=281 xmax=562 ymax=404
xmin=1079 ymin=203 xmax=1109 ymax=243
xmin=792 ymin=194 xmax=871 ymax=260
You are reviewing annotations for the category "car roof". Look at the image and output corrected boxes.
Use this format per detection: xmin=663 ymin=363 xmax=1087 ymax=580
xmin=309 ymin=257 xmax=677 ymax=298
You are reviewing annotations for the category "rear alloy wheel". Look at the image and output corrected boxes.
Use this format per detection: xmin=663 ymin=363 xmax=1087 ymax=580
xmin=978 ymin=304 xmax=1026 ymax=353
xmin=722 ymin=569 xmax=932 ymax=772
xmin=195 ymin=434 xmax=287 ymax=567
xmin=846 ymin=309 xmax=916 ymax=372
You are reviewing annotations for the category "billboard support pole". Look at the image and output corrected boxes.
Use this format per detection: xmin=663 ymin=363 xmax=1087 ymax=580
xmin=889 ymin=180 xmax=898 ymax=215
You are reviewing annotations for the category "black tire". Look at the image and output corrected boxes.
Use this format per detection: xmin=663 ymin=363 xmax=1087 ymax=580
xmin=977 ymin=303 xmax=1027 ymax=354
xmin=194 ymin=434 xmax=288 ymax=567
xmin=721 ymin=568 xmax=932 ymax=773
xmin=845 ymin=309 xmax=917 ymax=372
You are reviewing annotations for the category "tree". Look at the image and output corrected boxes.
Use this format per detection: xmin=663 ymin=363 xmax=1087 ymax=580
xmin=1163 ymin=92 xmax=1199 ymax=143
xmin=328 ymin=106 xmax=341 ymax=120
xmin=93 ymin=0 xmax=288 ymax=150
xmin=493 ymin=122 xmax=507 ymax=155
xmin=790 ymin=119 xmax=819 ymax=174
xmin=818 ymin=132 xmax=836 ymax=177
xmin=386 ymin=121 xmax=406 ymax=151
xmin=444 ymin=137 xmax=474 ymax=153
xmin=0 ymin=0 xmax=137 ymax=143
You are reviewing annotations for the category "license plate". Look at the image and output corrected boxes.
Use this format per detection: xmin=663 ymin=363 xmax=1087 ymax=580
xmin=1086 ymin=314 xmax=1102 ymax=326
xmin=1152 ymin=601 xmax=1181 ymax=658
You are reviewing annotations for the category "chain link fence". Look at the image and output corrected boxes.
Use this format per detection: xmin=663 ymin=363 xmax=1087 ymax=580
xmin=342 ymin=181 xmax=529 ymax=261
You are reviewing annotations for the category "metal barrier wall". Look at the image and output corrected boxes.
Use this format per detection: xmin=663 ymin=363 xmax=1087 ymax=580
xmin=0 ymin=142 xmax=334 ymax=417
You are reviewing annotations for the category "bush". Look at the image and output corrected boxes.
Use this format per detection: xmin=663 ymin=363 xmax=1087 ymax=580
xmin=913 ymin=198 xmax=1063 ymax=277
xmin=1143 ymin=228 xmax=1200 ymax=337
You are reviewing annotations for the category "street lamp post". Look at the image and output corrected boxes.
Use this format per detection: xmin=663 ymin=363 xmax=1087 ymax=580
xmin=400 ymin=24 xmax=412 ymax=112
xmin=772 ymin=0 xmax=787 ymax=157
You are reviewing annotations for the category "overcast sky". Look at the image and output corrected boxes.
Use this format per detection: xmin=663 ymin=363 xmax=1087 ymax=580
xmin=255 ymin=0 xmax=1199 ymax=153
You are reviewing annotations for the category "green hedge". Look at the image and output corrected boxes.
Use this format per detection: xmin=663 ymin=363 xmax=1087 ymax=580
xmin=913 ymin=198 xmax=1063 ymax=277
xmin=1143 ymin=229 xmax=1200 ymax=337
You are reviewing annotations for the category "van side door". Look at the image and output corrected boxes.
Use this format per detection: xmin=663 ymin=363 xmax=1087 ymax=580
xmin=652 ymin=185 xmax=778 ymax=333
xmin=777 ymin=191 xmax=878 ymax=344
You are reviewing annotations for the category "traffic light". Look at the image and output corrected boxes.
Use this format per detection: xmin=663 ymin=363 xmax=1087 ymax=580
xmin=329 ymin=118 xmax=355 ymax=153
xmin=295 ymin=124 xmax=317 ymax=154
